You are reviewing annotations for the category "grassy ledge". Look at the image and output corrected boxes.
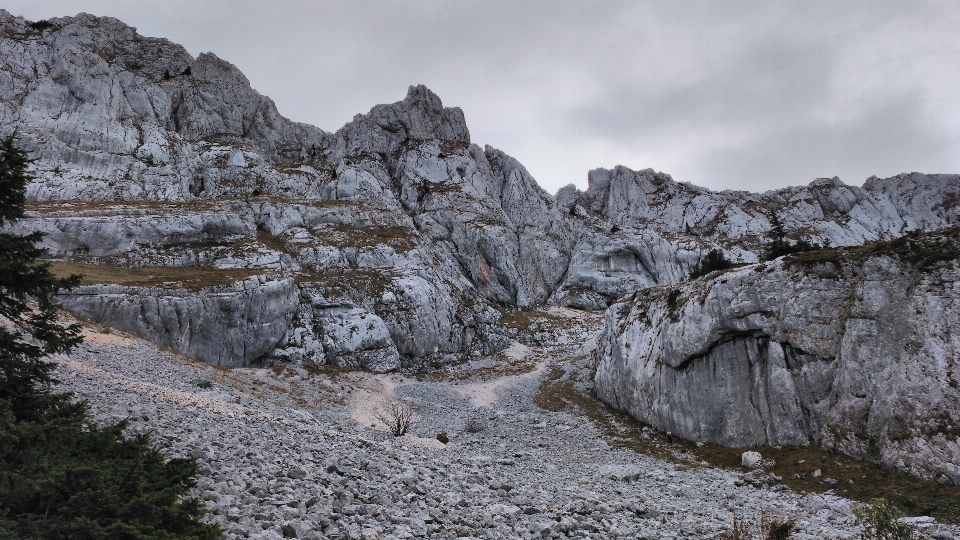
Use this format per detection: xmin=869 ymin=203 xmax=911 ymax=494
xmin=47 ymin=262 xmax=267 ymax=292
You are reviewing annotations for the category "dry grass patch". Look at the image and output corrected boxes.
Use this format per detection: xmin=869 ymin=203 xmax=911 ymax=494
xmin=320 ymin=224 xmax=417 ymax=252
xmin=256 ymin=229 xmax=289 ymax=254
xmin=533 ymin=362 xmax=683 ymax=464
xmin=26 ymin=199 xmax=225 ymax=214
xmin=535 ymin=357 xmax=960 ymax=524
xmin=48 ymin=262 xmax=266 ymax=291
xmin=496 ymin=308 xmax=568 ymax=332
xmin=695 ymin=443 xmax=960 ymax=524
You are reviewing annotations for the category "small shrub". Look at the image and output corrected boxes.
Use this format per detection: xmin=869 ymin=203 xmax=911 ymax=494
xmin=719 ymin=514 xmax=752 ymax=540
xmin=465 ymin=417 xmax=487 ymax=433
xmin=853 ymin=498 xmax=917 ymax=540
xmin=375 ymin=398 xmax=415 ymax=437
xmin=690 ymin=248 xmax=735 ymax=279
xmin=764 ymin=211 xmax=824 ymax=261
xmin=761 ymin=513 xmax=797 ymax=540
xmin=27 ymin=20 xmax=54 ymax=30
xmin=666 ymin=289 xmax=681 ymax=308
xmin=436 ymin=432 xmax=449 ymax=444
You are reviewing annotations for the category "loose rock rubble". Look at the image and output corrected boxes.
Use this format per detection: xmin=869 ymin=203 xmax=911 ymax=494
xmin=54 ymin=319 xmax=960 ymax=540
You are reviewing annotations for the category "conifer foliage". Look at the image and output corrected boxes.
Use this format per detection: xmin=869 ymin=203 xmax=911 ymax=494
xmin=689 ymin=248 xmax=735 ymax=279
xmin=0 ymin=134 xmax=221 ymax=539
xmin=763 ymin=211 xmax=825 ymax=261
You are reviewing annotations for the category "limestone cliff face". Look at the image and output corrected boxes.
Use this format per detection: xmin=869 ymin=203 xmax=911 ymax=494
xmin=59 ymin=276 xmax=298 ymax=367
xmin=551 ymin=166 xmax=960 ymax=307
xmin=0 ymin=11 xmax=327 ymax=201
xmin=594 ymin=228 xmax=960 ymax=484
xmin=4 ymin=9 xmax=960 ymax=377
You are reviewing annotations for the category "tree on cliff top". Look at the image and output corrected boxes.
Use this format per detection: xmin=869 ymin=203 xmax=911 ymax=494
xmin=689 ymin=248 xmax=735 ymax=280
xmin=763 ymin=210 xmax=823 ymax=261
xmin=0 ymin=134 xmax=221 ymax=539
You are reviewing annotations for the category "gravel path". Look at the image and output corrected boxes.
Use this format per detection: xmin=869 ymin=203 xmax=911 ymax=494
xmin=51 ymin=322 xmax=957 ymax=540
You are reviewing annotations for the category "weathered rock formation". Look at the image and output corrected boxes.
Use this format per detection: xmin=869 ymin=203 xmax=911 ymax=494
xmin=552 ymin=167 xmax=960 ymax=307
xmin=594 ymin=228 xmax=960 ymax=484
xmin=2 ymin=9 xmax=959 ymax=378
xmin=60 ymin=275 xmax=297 ymax=367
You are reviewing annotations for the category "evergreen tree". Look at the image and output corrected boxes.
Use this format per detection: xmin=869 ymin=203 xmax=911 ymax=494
xmin=0 ymin=134 xmax=83 ymax=423
xmin=763 ymin=210 xmax=823 ymax=261
xmin=689 ymin=248 xmax=734 ymax=279
xmin=764 ymin=211 xmax=792 ymax=260
xmin=0 ymin=134 xmax=220 ymax=540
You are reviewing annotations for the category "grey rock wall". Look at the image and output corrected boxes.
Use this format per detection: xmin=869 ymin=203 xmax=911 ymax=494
xmin=560 ymin=166 xmax=960 ymax=260
xmin=58 ymin=275 xmax=298 ymax=366
xmin=594 ymin=228 xmax=960 ymax=484
xmin=4 ymin=8 xmax=960 ymax=396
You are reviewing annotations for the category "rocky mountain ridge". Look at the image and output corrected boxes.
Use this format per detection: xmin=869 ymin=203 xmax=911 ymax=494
xmin=2 ymin=9 xmax=958 ymax=372
xmin=594 ymin=227 xmax=960 ymax=484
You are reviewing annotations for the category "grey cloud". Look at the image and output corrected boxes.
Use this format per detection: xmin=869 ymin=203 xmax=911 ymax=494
xmin=695 ymin=90 xmax=953 ymax=192
xmin=568 ymin=38 xmax=837 ymax=139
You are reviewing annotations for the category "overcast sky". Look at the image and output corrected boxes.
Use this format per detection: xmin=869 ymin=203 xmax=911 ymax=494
xmin=6 ymin=1 xmax=960 ymax=194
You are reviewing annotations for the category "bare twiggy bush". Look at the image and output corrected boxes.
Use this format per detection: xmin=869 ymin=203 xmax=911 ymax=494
xmin=761 ymin=513 xmax=797 ymax=540
xmin=375 ymin=399 xmax=415 ymax=437
xmin=720 ymin=514 xmax=751 ymax=540
xmin=719 ymin=515 xmax=752 ymax=540
xmin=719 ymin=513 xmax=798 ymax=540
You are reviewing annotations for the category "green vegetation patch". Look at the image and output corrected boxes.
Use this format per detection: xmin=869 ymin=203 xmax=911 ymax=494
xmin=788 ymin=226 xmax=960 ymax=272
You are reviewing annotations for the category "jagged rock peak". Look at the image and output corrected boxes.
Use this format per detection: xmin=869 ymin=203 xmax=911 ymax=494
xmin=556 ymin=163 xmax=960 ymax=255
xmin=327 ymin=84 xmax=469 ymax=161
xmin=0 ymin=9 xmax=331 ymax=200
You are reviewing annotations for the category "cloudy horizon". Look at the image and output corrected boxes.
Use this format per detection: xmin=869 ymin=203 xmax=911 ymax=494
xmin=5 ymin=0 xmax=959 ymax=195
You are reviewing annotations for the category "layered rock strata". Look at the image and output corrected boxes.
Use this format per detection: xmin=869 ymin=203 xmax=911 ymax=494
xmin=59 ymin=275 xmax=297 ymax=367
xmin=3 ymin=9 xmax=960 ymax=370
xmin=594 ymin=227 xmax=960 ymax=484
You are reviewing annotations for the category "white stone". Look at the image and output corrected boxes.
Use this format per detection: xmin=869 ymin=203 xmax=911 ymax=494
xmin=741 ymin=452 xmax=763 ymax=469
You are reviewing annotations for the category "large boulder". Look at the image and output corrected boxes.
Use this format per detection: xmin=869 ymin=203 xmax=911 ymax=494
xmin=58 ymin=275 xmax=298 ymax=367
xmin=594 ymin=227 xmax=960 ymax=484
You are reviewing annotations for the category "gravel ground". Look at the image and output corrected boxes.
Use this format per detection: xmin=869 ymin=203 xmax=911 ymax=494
xmin=52 ymin=320 xmax=958 ymax=540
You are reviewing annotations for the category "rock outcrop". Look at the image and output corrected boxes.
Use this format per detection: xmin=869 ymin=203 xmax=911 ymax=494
xmin=59 ymin=275 xmax=298 ymax=366
xmin=594 ymin=227 xmax=960 ymax=484
xmin=551 ymin=166 xmax=960 ymax=307
xmin=560 ymin=166 xmax=960 ymax=256
xmin=3 ymin=9 xmax=960 ymax=376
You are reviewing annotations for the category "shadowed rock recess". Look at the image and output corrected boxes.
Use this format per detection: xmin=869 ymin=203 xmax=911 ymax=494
xmin=3 ymin=10 xmax=960 ymax=482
